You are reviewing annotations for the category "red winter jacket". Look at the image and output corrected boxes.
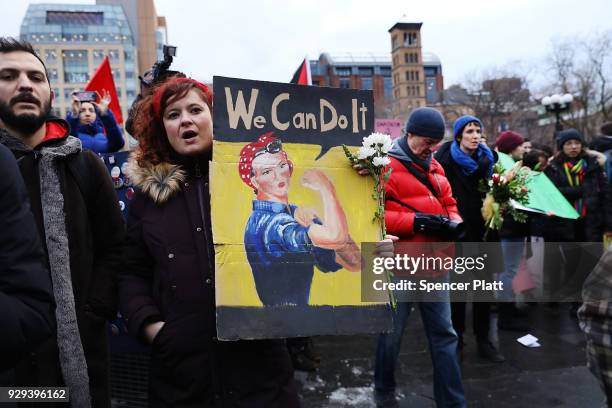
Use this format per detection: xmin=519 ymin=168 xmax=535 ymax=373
xmin=384 ymin=150 xmax=462 ymax=277
xmin=385 ymin=156 xmax=461 ymax=239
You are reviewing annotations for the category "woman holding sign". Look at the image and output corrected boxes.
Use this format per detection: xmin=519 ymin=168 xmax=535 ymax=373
xmin=120 ymin=77 xmax=299 ymax=407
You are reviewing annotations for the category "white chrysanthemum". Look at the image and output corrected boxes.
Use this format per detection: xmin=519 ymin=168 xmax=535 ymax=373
xmin=357 ymin=146 xmax=376 ymax=160
xmin=363 ymin=132 xmax=393 ymax=153
xmin=372 ymin=156 xmax=391 ymax=167
xmin=381 ymin=136 xmax=393 ymax=153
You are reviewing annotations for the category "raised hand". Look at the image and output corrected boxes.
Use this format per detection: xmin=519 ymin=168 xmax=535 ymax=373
xmin=98 ymin=90 xmax=112 ymax=116
xmin=71 ymin=90 xmax=81 ymax=116
xmin=300 ymin=169 xmax=333 ymax=192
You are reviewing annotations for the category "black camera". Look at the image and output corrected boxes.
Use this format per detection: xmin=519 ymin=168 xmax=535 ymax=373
xmin=140 ymin=44 xmax=181 ymax=88
xmin=444 ymin=219 xmax=466 ymax=241
xmin=414 ymin=213 xmax=466 ymax=240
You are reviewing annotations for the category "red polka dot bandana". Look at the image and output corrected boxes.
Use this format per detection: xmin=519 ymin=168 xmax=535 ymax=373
xmin=238 ymin=132 xmax=288 ymax=189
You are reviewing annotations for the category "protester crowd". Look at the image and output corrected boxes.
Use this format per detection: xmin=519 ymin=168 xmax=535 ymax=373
xmin=0 ymin=36 xmax=611 ymax=408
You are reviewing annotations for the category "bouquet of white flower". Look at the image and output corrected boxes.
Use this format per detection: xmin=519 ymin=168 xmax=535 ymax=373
xmin=344 ymin=133 xmax=396 ymax=307
xmin=343 ymin=132 xmax=393 ymax=238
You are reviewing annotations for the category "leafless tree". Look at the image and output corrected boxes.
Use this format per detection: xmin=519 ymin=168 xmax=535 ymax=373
xmin=545 ymin=31 xmax=612 ymax=139
xmin=456 ymin=65 xmax=537 ymax=141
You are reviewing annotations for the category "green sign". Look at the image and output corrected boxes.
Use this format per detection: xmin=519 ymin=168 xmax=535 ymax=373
xmin=497 ymin=152 xmax=579 ymax=220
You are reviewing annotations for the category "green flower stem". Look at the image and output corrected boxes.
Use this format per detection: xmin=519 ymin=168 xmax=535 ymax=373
xmin=343 ymin=144 xmax=396 ymax=310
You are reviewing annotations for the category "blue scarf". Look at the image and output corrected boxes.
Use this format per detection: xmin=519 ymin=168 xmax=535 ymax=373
xmin=450 ymin=141 xmax=494 ymax=178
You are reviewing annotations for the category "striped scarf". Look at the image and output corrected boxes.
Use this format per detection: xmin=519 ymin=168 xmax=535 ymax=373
xmin=563 ymin=159 xmax=587 ymax=216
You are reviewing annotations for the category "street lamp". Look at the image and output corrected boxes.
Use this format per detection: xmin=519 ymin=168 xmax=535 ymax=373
xmin=542 ymin=93 xmax=573 ymax=132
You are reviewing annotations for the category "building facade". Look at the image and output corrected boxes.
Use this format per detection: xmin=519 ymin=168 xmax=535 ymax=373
xmin=310 ymin=52 xmax=394 ymax=117
xmin=96 ymin=0 xmax=168 ymax=72
xmin=423 ymin=52 xmax=443 ymax=105
xmin=20 ymin=3 xmax=138 ymax=120
xmin=388 ymin=22 xmax=426 ymax=118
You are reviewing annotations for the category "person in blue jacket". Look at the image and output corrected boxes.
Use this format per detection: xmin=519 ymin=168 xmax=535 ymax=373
xmin=66 ymin=90 xmax=124 ymax=153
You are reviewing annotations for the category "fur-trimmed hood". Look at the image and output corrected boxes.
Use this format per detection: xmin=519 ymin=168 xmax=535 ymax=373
xmin=127 ymin=154 xmax=187 ymax=204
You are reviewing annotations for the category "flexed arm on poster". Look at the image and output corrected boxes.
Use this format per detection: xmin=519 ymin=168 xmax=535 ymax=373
xmin=300 ymin=169 xmax=360 ymax=271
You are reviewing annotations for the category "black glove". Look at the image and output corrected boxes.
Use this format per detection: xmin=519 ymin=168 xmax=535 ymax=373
xmin=413 ymin=213 xmax=465 ymax=240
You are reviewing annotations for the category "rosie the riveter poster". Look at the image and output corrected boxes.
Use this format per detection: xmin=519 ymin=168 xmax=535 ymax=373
xmin=211 ymin=76 xmax=392 ymax=340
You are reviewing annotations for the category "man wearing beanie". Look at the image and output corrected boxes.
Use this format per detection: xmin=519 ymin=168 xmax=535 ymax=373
xmin=374 ymin=107 xmax=466 ymax=407
xmin=495 ymin=130 xmax=526 ymax=161
xmin=435 ymin=115 xmax=505 ymax=363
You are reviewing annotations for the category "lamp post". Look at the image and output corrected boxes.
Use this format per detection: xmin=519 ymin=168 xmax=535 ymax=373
xmin=541 ymin=93 xmax=573 ymax=132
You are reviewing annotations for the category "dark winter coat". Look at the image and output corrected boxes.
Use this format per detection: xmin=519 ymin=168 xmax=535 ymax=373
xmin=435 ymin=142 xmax=504 ymax=277
xmin=121 ymin=155 xmax=299 ymax=408
xmin=0 ymin=144 xmax=55 ymax=371
xmin=434 ymin=141 xmax=497 ymax=242
xmin=66 ymin=109 xmax=124 ymax=153
xmin=0 ymin=119 xmax=125 ymax=407
xmin=545 ymin=153 xmax=612 ymax=241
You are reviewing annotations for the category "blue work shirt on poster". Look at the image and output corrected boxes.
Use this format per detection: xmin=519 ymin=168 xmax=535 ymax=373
xmin=244 ymin=200 xmax=342 ymax=306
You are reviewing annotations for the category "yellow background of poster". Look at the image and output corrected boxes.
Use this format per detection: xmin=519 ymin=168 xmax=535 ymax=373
xmin=211 ymin=138 xmax=378 ymax=307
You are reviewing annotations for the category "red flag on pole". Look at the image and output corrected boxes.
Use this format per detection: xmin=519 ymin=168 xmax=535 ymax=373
xmin=290 ymin=57 xmax=311 ymax=85
xmin=85 ymin=56 xmax=123 ymax=124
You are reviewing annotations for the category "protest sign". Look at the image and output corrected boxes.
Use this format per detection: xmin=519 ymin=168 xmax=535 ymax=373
xmin=211 ymin=76 xmax=392 ymax=339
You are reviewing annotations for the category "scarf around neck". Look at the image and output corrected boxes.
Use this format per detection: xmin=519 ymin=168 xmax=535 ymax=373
xmin=397 ymin=135 xmax=432 ymax=170
xmin=450 ymin=141 xmax=494 ymax=178
xmin=0 ymin=131 xmax=92 ymax=407
xmin=564 ymin=159 xmax=587 ymax=216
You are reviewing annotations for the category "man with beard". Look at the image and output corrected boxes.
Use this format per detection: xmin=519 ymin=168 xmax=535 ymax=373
xmin=0 ymin=37 xmax=125 ymax=408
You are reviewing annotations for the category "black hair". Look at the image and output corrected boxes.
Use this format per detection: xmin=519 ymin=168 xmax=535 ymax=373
xmin=523 ymin=149 xmax=547 ymax=170
xmin=0 ymin=37 xmax=49 ymax=83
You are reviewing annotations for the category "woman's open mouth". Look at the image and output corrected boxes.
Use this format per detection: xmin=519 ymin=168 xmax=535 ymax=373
xmin=181 ymin=130 xmax=198 ymax=140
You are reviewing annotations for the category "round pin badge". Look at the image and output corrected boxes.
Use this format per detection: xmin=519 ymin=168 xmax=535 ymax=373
xmin=113 ymin=177 xmax=124 ymax=189
xmin=110 ymin=166 xmax=121 ymax=178
xmin=118 ymin=201 xmax=125 ymax=211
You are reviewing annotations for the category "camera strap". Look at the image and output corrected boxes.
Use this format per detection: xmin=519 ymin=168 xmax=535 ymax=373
xmin=398 ymin=159 xmax=440 ymax=198
xmin=386 ymin=196 xmax=422 ymax=213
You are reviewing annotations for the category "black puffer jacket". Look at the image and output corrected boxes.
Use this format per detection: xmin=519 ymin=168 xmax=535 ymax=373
xmin=0 ymin=143 xmax=55 ymax=371
xmin=545 ymin=153 xmax=612 ymax=241
xmin=120 ymin=155 xmax=299 ymax=408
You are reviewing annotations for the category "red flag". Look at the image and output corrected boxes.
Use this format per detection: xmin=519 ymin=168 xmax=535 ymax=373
xmin=85 ymin=56 xmax=123 ymax=124
xmin=290 ymin=58 xmax=311 ymax=85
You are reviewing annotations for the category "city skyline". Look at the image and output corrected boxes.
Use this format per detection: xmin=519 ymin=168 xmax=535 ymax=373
xmin=3 ymin=0 xmax=611 ymax=90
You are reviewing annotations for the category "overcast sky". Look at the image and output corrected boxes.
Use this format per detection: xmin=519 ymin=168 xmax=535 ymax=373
xmin=4 ymin=0 xmax=611 ymax=88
